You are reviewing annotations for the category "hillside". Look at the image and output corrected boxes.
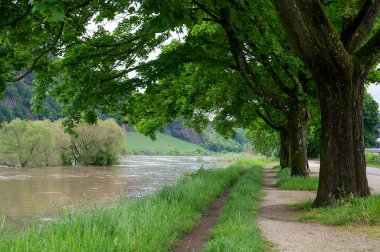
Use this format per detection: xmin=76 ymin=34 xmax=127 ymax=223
xmin=0 ymin=76 xmax=61 ymax=122
xmin=125 ymin=132 xmax=209 ymax=155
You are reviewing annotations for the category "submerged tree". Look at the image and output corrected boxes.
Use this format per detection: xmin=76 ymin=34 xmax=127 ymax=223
xmin=0 ymin=119 xmax=52 ymax=167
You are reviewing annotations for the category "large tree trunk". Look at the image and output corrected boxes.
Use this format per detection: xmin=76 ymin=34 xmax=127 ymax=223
xmin=272 ymin=0 xmax=377 ymax=206
xmin=279 ymin=129 xmax=290 ymax=169
xmin=314 ymin=74 xmax=370 ymax=207
xmin=287 ymin=101 xmax=309 ymax=177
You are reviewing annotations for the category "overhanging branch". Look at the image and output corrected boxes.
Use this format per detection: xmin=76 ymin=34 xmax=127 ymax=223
xmin=255 ymin=108 xmax=282 ymax=131
xmin=356 ymin=28 xmax=380 ymax=69
xmin=341 ymin=0 xmax=380 ymax=53
xmin=219 ymin=7 xmax=286 ymax=109
xmin=16 ymin=22 xmax=65 ymax=81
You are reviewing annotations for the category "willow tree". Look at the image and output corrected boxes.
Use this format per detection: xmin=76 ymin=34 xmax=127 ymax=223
xmin=272 ymin=0 xmax=380 ymax=206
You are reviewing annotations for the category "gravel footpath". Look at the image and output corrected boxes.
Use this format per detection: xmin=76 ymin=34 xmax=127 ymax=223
xmin=257 ymin=167 xmax=380 ymax=252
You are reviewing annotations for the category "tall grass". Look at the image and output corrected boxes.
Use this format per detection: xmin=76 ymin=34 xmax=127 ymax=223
xmin=202 ymin=159 xmax=267 ymax=252
xmin=365 ymin=152 xmax=380 ymax=168
xmin=1 ymin=162 xmax=246 ymax=252
xmin=277 ymin=168 xmax=319 ymax=191
xmin=291 ymin=195 xmax=380 ymax=226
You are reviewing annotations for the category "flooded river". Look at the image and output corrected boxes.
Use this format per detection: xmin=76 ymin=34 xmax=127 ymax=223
xmin=0 ymin=155 xmax=225 ymax=223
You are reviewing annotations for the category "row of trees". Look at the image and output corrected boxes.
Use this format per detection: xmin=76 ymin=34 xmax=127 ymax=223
xmin=0 ymin=119 xmax=124 ymax=167
xmin=1 ymin=1 xmax=380 ymax=206
xmin=249 ymin=92 xmax=380 ymax=158
xmin=164 ymin=120 xmax=251 ymax=152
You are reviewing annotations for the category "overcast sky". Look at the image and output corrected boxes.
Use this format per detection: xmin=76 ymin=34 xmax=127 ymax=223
xmin=367 ymin=84 xmax=380 ymax=109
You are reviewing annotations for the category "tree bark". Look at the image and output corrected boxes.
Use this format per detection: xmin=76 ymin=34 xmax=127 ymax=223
xmin=287 ymin=101 xmax=309 ymax=177
xmin=273 ymin=0 xmax=377 ymax=206
xmin=313 ymin=73 xmax=370 ymax=207
xmin=279 ymin=129 xmax=290 ymax=169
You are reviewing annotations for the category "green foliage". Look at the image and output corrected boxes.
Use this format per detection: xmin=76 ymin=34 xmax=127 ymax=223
xmin=70 ymin=119 xmax=125 ymax=165
xmin=306 ymin=91 xmax=379 ymax=156
xmin=364 ymin=92 xmax=379 ymax=148
xmin=0 ymin=119 xmax=54 ymax=167
xmin=163 ymin=120 xmax=251 ymax=153
xmin=125 ymin=131 xmax=209 ymax=155
xmin=0 ymin=76 xmax=61 ymax=122
xmin=292 ymin=195 xmax=380 ymax=226
xmin=60 ymin=152 xmax=73 ymax=166
xmin=0 ymin=119 xmax=124 ymax=167
xmin=203 ymin=160 xmax=267 ymax=252
xmin=0 ymin=161 xmax=246 ymax=251
xmin=365 ymin=152 xmax=380 ymax=167
xmin=277 ymin=168 xmax=319 ymax=191
xmin=200 ymin=126 xmax=249 ymax=153
xmin=246 ymin=119 xmax=279 ymax=157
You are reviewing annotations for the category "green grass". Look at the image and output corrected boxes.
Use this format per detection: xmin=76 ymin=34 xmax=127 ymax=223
xmin=202 ymin=159 xmax=268 ymax=252
xmin=277 ymin=168 xmax=319 ymax=191
xmin=1 ymin=161 xmax=249 ymax=252
xmin=290 ymin=195 xmax=380 ymax=226
xmin=365 ymin=152 xmax=380 ymax=168
xmin=125 ymin=132 xmax=209 ymax=155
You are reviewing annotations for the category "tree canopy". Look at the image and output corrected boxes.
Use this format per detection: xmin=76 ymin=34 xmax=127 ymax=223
xmin=2 ymin=0 xmax=380 ymax=206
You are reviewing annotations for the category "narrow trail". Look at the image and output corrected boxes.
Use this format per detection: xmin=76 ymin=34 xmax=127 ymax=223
xmin=257 ymin=167 xmax=380 ymax=252
xmin=171 ymin=187 xmax=230 ymax=252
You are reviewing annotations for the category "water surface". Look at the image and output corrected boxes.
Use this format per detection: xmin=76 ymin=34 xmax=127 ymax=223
xmin=0 ymin=155 xmax=225 ymax=223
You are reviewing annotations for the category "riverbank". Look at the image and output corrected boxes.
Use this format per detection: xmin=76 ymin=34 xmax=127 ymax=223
xmin=0 ymin=159 xmax=269 ymax=251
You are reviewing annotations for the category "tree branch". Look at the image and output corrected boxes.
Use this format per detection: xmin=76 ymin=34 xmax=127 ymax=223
xmin=219 ymin=7 xmax=286 ymax=109
xmin=255 ymin=109 xmax=282 ymax=131
xmin=190 ymin=0 xmax=220 ymax=23
xmin=356 ymin=28 xmax=380 ymax=69
xmin=341 ymin=0 xmax=380 ymax=53
xmin=274 ymin=0 xmax=352 ymax=75
xmin=16 ymin=22 xmax=65 ymax=81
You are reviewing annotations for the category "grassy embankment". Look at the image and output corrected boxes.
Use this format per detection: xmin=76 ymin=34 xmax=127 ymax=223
xmin=291 ymin=196 xmax=380 ymax=226
xmin=125 ymin=132 xmax=209 ymax=155
xmin=365 ymin=152 xmax=380 ymax=168
xmin=276 ymin=167 xmax=319 ymax=191
xmin=276 ymin=165 xmax=380 ymax=226
xmin=1 ymin=159 xmax=268 ymax=251
xmin=203 ymin=159 xmax=268 ymax=251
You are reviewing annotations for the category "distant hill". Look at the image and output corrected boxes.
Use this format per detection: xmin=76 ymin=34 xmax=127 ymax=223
xmin=164 ymin=119 xmax=251 ymax=153
xmin=0 ymin=76 xmax=61 ymax=122
xmin=125 ymin=132 xmax=209 ymax=155
xmin=1 ymin=78 xmax=251 ymax=154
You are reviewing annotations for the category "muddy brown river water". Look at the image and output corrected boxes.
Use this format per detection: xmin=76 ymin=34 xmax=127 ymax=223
xmin=0 ymin=155 xmax=225 ymax=223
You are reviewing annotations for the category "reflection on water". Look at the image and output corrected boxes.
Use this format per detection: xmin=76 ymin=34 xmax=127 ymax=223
xmin=0 ymin=155 xmax=224 ymax=222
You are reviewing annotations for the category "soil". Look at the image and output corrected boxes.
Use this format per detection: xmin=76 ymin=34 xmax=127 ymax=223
xmin=258 ymin=167 xmax=380 ymax=252
xmin=171 ymin=189 xmax=230 ymax=252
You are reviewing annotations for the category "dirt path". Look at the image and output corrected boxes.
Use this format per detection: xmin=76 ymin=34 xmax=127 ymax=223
xmin=171 ymin=189 xmax=229 ymax=252
xmin=257 ymin=168 xmax=380 ymax=252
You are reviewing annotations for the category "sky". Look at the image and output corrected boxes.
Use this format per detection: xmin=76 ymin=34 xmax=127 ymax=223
xmin=368 ymin=84 xmax=380 ymax=108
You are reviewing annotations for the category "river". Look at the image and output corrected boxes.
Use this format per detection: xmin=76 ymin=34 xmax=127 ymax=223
xmin=0 ymin=155 xmax=225 ymax=224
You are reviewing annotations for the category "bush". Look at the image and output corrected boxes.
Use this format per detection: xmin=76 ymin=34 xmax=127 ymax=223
xmin=60 ymin=152 xmax=73 ymax=166
xmin=0 ymin=119 xmax=125 ymax=167
xmin=70 ymin=119 xmax=125 ymax=165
